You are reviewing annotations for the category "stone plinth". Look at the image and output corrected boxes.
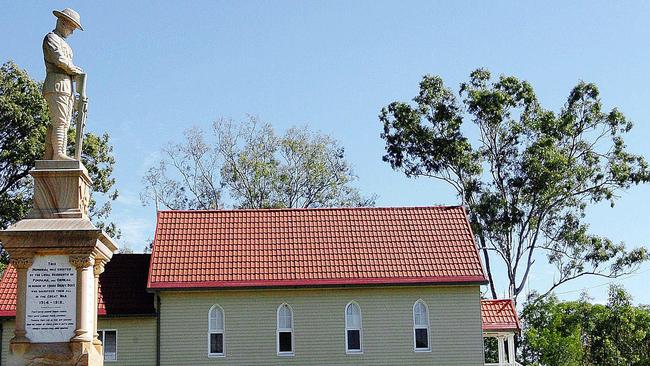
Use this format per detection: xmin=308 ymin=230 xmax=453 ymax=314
xmin=28 ymin=160 xmax=91 ymax=219
xmin=0 ymin=161 xmax=118 ymax=366
xmin=8 ymin=341 xmax=103 ymax=366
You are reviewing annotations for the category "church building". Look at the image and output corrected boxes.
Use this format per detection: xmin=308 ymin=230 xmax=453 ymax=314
xmin=0 ymin=206 xmax=520 ymax=365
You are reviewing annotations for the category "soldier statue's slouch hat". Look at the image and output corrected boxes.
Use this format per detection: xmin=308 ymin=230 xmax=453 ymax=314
xmin=53 ymin=8 xmax=84 ymax=31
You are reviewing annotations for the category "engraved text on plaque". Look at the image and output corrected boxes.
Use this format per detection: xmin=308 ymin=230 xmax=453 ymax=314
xmin=25 ymin=255 xmax=77 ymax=343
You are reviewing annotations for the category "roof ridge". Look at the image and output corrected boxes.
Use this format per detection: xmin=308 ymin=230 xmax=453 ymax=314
xmin=157 ymin=205 xmax=465 ymax=214
xmin=481 ymin=299 xmax=514 ymax=303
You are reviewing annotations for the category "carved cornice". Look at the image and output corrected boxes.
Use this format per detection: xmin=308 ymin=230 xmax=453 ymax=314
xmin=69 ymin=255 xmax=94 ymax=269
xmin=10 ymin=257 xmax=33 ymax=270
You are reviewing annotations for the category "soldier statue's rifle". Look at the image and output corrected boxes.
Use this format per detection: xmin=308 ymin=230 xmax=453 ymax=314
xmin=74 ymin=73 xmax=88 ymax=160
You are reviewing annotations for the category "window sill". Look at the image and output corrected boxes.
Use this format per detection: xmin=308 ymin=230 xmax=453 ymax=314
xmin=346 ymin=350 xmax=363 ymax=355
xmin=277 ymin=352 xmax=294 ymax=357
xmin=414 ymin=348 xmax=431 ymax=353
xmin=208 ymin=354 xmax=225 ymax=358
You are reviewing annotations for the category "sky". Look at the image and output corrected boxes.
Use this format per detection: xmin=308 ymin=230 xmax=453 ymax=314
xmin=2 ymin=1 xmax=649 ymax=305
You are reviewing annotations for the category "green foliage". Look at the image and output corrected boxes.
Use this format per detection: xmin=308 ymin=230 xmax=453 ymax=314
xmin=483 ymin=337 xmax=499 ymax=364
xmin=0 ymin=61 xmax=49 ymax=234
xmin=142 ymin=116 xmax=375 ymax=209
xmin=521 ymin=286 xmax=650 ymax=366
xmin=521 ymin=294 xmax=585 ymax=365
xmin=379 ymin=69 xmax=649 ymax=302
xmin=0 ymin=61 xmax=120 ymax=261
xmin=71 ymin=129 xmax=120 ymax=238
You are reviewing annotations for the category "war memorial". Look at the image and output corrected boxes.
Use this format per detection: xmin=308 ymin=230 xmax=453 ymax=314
xmin=0 ymin=8 xmax=118 ymax=365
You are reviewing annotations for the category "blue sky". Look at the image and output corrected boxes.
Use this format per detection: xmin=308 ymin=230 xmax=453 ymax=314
xmin=2 ymin=1 xmax=649 ymax=304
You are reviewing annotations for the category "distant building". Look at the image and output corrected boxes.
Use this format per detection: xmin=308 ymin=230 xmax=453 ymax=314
xmin=0 ymin=206 xmax=520 ymax=365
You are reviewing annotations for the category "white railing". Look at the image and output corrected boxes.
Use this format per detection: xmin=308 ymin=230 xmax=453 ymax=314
xmin=485 ymin=363 xmax=523 ymax=366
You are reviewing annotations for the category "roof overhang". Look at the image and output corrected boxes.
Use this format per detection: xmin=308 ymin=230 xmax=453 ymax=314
xmin=148 ymin=275 xmax=488 ymax=291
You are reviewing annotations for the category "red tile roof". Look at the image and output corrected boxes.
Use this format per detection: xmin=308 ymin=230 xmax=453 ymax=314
xmin=0 ymin=267 xmax=16 ymax=317
xmin=0 ymin=254 xmax=155 ymax=317
xmin=481 ymin=299 xmax=520 ymax=332
xmin=148 ymin=206 xmax=486 ymax=289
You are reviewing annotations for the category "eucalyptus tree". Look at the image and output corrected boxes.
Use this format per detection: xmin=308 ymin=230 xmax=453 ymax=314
xmin=379 ymin=69 xmax=649 ymax=302
xmin=141 ymin=116 xmax=374 ymax=210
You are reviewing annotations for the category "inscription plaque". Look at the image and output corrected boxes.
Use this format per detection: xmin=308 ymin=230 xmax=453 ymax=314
xmin=25 ymin=255 xmax=76 ymax=343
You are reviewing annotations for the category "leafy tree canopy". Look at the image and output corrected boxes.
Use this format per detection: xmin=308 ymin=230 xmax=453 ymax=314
xmin=141 ymin=116 xmax=375 ymax=210
xmin=0 ymin=61 xmax=120 ymax=267
xmin=380 ymin=69 xmax=649 ymax=303
xmin=521 ymin=285 xmax=650 ymax=366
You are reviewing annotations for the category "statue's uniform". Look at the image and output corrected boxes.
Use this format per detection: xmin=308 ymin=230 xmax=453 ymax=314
xmin=42 ymin=31 xmax=76 ymax=159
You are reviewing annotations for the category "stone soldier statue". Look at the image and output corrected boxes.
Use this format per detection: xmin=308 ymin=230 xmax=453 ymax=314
xmin=42 ymin=8 xmax=84 ymax=161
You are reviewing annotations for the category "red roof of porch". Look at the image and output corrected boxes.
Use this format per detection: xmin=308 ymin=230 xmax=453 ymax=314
xmin=481 ymin=299 xmax=520 ymax=332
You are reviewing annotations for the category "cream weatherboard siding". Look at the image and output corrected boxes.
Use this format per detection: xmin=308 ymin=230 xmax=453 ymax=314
xmin=0 ymin=285 xmax=484 ymax=365
xmin=1 ymin=317 xmax=156 ymax=366
xmin=97 ymin=317 xmax=157 ymax=365
xmin=159 ymin=285 xmax=485 ymax=365
xmin=0 ymin=319 xmax=14 ymax=366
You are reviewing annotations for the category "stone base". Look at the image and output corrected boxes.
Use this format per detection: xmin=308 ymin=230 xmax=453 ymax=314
xmin=8 ymin=341 xmax=103 ymax=366
xmin=27 ymin=160 xmax=91 ymax=219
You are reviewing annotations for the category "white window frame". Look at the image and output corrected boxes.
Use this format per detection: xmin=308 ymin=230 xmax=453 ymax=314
xmin=276 ymin=303 xmax=294 ymax=356
xmin=413 ymin=299 xmax=431 ymax=352
xmin=98 ymin=329 xmax=118 ymax=362
xmin=207 ymin=304 xmax=225 ymax=358
xmin=344 ymin=301 xmax=363 ymax=354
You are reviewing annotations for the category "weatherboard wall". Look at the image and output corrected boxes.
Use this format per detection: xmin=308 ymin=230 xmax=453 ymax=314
xmin=97 ymin=317 xmax=157 ymax=365
xmin=159 ymin=285 xmax=485 ymax=365
xmin=0 ymin=320 xmax=11 ymax=366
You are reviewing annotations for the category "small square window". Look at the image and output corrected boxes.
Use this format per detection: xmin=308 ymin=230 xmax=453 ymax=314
xmin=415 ymin=328 xmax=429 ymax=349
xmin=99 ymin=330 xmax=117 ymax=361
xmin=279 ymin=331 xmax=292 ymax=353
xmin=347 ymin=329 xmax=361 ymax=351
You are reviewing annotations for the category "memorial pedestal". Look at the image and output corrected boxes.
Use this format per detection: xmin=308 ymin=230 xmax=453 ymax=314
xmin=0 ymin=161 xmax=117 ymax=366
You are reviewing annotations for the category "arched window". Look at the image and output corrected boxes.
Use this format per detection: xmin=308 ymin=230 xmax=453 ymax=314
xmin=277 ymin=304 xmax=294 ymax=355
xmin=208 ymin=305 xmax=225 ymax=357
xmin=345 ymin=301 xmax=363 ymax=353
xmin=413 ymin=300 xmax=430 ymax=351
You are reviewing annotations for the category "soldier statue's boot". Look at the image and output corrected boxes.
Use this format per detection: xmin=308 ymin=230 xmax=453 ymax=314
xmin=52 ymin=124 xmax=74 ymax=161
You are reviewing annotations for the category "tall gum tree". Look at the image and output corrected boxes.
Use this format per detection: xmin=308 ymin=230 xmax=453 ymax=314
xmin=379 ymin=69 xmax=649 ymax=303
xmin=141 ymin=116 xmax=375 ymax=210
